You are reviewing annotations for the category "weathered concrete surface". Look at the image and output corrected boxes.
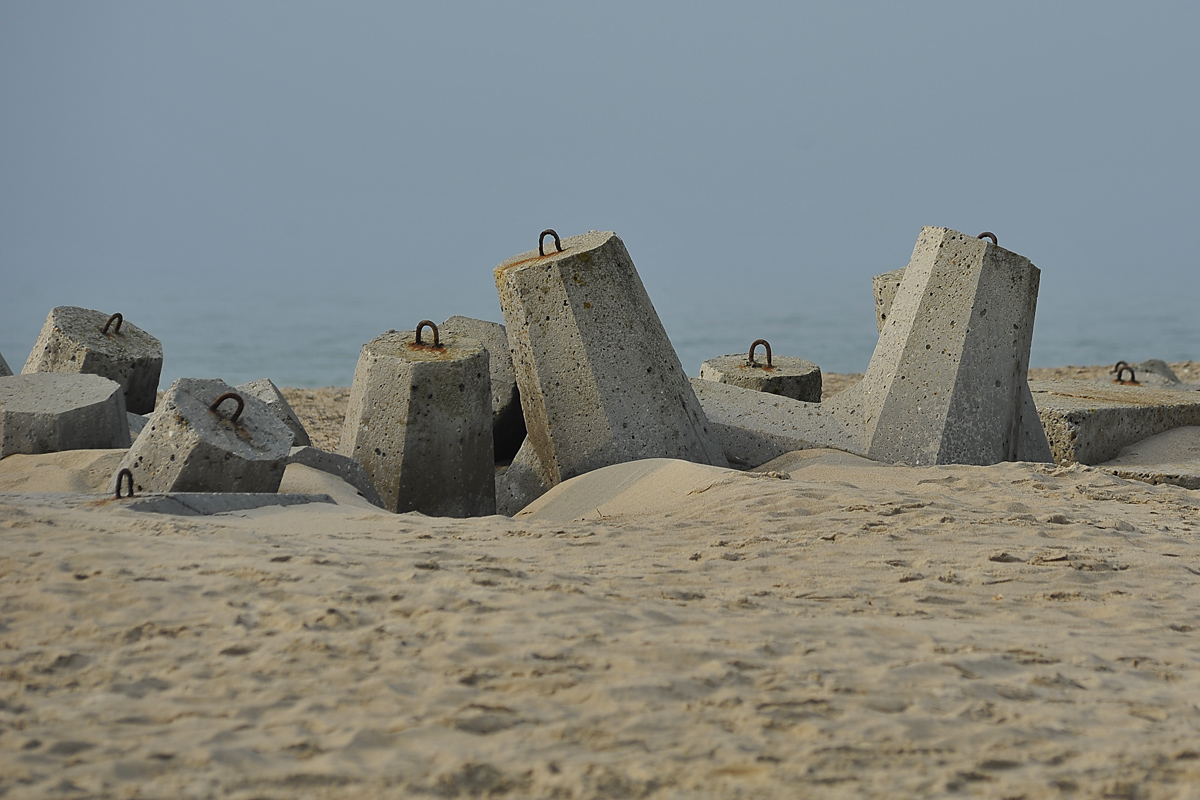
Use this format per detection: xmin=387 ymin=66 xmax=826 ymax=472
xmin=0 ymin=374 xmax=131 ymax=457
xmin=1030 ymin=379 xmax=1200 ymax=465
xmin=1096 ymin=426 xmax=1200 ymax=490
xmin=339 ymin=329 xmax=495 ymax=517
xmin=0 ymin=448 xmax=126 ymax=493
xmin=287 ymin=445 xmax=383 ymax=508
xmin=699 ymin=353 xmax=822 ymax=403
xmin=127 ymin=413 xmax=149 ymax=441
xmin=22 ymin=306 xmax=163 ymax=414
xmin=872 ymin=268 xmax=906 ymax=332
xmin=440 ymin=315 xmax=526 ymax=462
xmin=237 ymin=378 xmax=311 ymax=447
xmin=495 ymin=230 xmax=727 ymax=488
xmin=495 ymin=438 xmax=553 ymax=516
xmin=118 ymin=378 xmax=293 ymax=493
xmin=0 ymin=350 xmax=11 ymax=377
xmin=279 ymin=463 xmax=386 ymax=511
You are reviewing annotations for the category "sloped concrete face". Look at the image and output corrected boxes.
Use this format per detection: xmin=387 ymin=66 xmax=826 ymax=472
xmin=0 ymin=350 xmax=11 ymax=377
xmin=22 ymin=306 xmax=163 ymax=414
xmin=339 ymin=329 xmax=495 ymax=517
xmin=237 ymin=378 xmax=311 ymax=447
xmin=287 ymin=446 xmax=383 ymax=508
xmin=440 ymin=315 xmax=526 ymax=462
xmin=698 ymin=354 xmax=822 ymax=403
xmin=118 ymin=378 xmax=292 ymax=493
xmin=872 ymin=268 xmax=906 ymax=333
xmin=495 ymin=230 xmax=727 ymax=487
xmin=0 ymin=374 xmax=131 ymax=457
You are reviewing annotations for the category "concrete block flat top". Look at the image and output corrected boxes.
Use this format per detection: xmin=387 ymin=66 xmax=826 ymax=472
xmin=0 ymin=373 xmax=124 ymax=415
xmin=1030 ymin=380 xmax=1200 ymax=414
xmin=1097 ymin=426 xmax=1200 ymax=490
xmin=699 ymin=353 xmax=822 ymax=403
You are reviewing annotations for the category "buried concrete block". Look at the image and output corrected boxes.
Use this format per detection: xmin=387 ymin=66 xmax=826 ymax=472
xmin=0 ymin=374 xmax=131 ymax=458
xmin=287 ymin=446 xmax=383 ymax=508
xmin=338 ymin=323 xmax=495 ymax=517
xmin=440 ymin=315 xmax=526 ymax=462
xmin=495 ymin=229 xmax=727 ymax=488
xmin=699 ymin=339 xmax=822 ymax=403
xmin=1096 ymin=426 xmax=1200 ymax=489
xmin=495 ymin=438 xmax=554 ymax=516
xmin=118 ymin=378 xmax=293 ymax=493
xmin=236 ymin=378 xmax=311 ymax=446
xmin=22 ymin=307 xmax=163 ymax=414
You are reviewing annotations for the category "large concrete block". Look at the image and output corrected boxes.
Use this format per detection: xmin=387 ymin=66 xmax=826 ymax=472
xmin=287 ymin=445 xmax=383 ymax=508
xmin=22 ymin=307 xmax=163 ymax=414
xmin=236 ymin=378 xmax=311 ymax=446
xmin=698 ymin=340 xmax=822 ymax=403
xmin=0 ymin=374 xmax=131 ymax=457
xmin=118 ymin=378 xmax=292 ymax=493
xmin=495 ymin=230 xmax=727 ymax=487
xmin=872 ymin=268 xmax=906 ymax=332
xmin=495 ymin=438 xmax=553 ymax=516
xmin=440 ymin=315 xmax=526 ymax=462
xmin=338 ymin=325 xmax=495 ymax=517
xmin=0 ymin=350 xmax=11 ymax=377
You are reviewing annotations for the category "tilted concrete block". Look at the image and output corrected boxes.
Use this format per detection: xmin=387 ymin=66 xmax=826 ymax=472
xmin=440 ymin=315 xmax=526 ymax=462
xmin=0 ymin=374 xmax=131 ymax=458
xmin=22 ymin=307 xmax=163 ymax=414
xmin=495 ymin=230 xmax=727 ymax=487
xmin=0 ymin=350 xmax=11 ymax=377
xmin=698 ymin=340 xmax=822 ymax=403
xmin=118 ymin=378 xmax=292 ymax=493
xmin=127 ymin=412 xmax=149 ymax=441
xmin=339 ymin=325 xmax=495 ymax=517
xmin=495 ymin=438 xmax=553 ymax=516
xmin=287 ymin=445 xmax=383 ymax=508
xmin=872 ymin=268 xmax=906 ymax=333
xmin=236 ymin=378 xmax=311 ymax=447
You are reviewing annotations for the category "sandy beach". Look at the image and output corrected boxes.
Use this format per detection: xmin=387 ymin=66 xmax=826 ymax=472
xmin=2 ymin=366 xmax=1199 ymax=798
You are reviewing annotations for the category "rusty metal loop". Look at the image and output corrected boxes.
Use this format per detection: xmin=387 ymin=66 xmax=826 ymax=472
xmin=210 ymin=392 xmax=245 ymax=422
xmin=414 ymin=320 xmax=441 ymax=347
xmin=114 ymin=468 xmax=135 ymax=499
xmin=977 ymin=232 xmax=998 ymax=246
xmin=539 ymin=229 xmax=564 ymax=257
xmin=747 ymin=339 xmax=773 ymax=368
xmin=1116 ymin=365 xmax=1137 ymax=384
xmin=1112 ymin=360 xmax=1129 ymax=374
xmin=102 ymin=313 xmax=123 ymax=335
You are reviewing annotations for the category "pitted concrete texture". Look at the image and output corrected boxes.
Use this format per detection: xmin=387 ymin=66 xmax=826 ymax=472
xmin=495 ymin=230 xmax=727 ymax=486
xmin=118 ymin=378 xmax=293 ymax=493
xmin=339 ymin=329 xmax=495 ymax=517
xmin=0 ymin=350 xmax=11 ymax=377
xmin=495 ymin=438 xmax=553 ymax=516
xmin=872 ymin=268 xmax=906 ymax=332
xmin=1097 ymin=426 xmax=1200 ymax=490
xmin=22 ymin=306 xmax=163 ymax=414
xmin=237 ymin=378 xmax=311 ymax=447
xmin=827 ymin=227 xmax=1051 ymax=465
xmin=440 ymin=315 xmax=526 ymax=462
xmin=287 ymin=445 xmax=383 ymax=508
xmin=699 ymin=354 xmax=822 ymax=403
xmin=127 ymin=413 xmax=149 ymax=441
xmin=0 ymin=374 xmax=131 ymax=457
xmin=1030 ymin=379 xmax=1200 ymax=465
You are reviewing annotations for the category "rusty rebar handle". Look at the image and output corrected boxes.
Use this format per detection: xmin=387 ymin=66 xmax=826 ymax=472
xmin=210 ymin=392 xmax=245 ymax=422
xmin=977 ymin=232 xmax=998 ymax=246
xmin=102 ymin=313 xmax=123 ymax=335
xmin=115 ymin=468 xmax=135 ymax=499
xmin=1112 ymin=360 xmax=1129 ymax=375
xmin=1116 ymin=365 xmax=1137 ymax=383
xmin=748 ymin=339 xmax=773 ymax=368
xmin=539 ymin=229 xmax=563 ymax=257
xmin=415 ymin=320 xmax=441 ymax=347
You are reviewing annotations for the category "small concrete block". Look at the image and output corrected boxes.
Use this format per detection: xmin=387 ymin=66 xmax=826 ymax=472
xmin=0 ymin=350 xmax=11 ymax=377
xmin=1096 ymin=426 xmax=1200 ymax=490
xmin=288 ymin=445 xmax=383 ymax=508
xmin=236 ymin=378 xmax=311 ymax=446
xmin=127 ymin=412 xmax=149 ymax=441
xmin=1030 ymin=379 xmax=1200 ymax=465
xmin=118 ymin=378 xmax=293 ymax=493
xmin=22 ymin=306 xmax=163 ymax=414
xmin=495 ymin=438 xmax=553 ymax=516
xmin=339 ymin=329 xmax=495 ymax=517
xmin=440 ymin=315 xmax=526 ymax=462
xmin=0 ymin=374 xmax=131 ymax=457
xmin=872 ymin=267 xmax=906 ymax=332
xmin=698 ymin=353 xmax=822 ymax=403
xmin=495 ymin=230 xmax=727 ymax=487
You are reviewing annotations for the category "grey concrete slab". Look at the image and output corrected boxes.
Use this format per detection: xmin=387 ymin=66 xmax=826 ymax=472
xmin=699 ymin=351 xmax=822 ymax=403
xmin=1096 ymin=426 xmax=1200 ymax=490
xmin=0 ymin=374 xmax=131 ymax=457
xmin=22 ymin=306 xmax=163 ymax=414
xmin=237 ymin=378 xmax=311 ymax=447
xmin=495 ymin=230 xmax=727 ymax=488
xmin=339 ymin=328 xmax=495 ymax=517
xmin=119 ymin=378 xmax=293 ymax=493
xmin=287 ymin=445 xmax=383 ymax=508
xmin=440 ymin=315 xmax=526 ymax=462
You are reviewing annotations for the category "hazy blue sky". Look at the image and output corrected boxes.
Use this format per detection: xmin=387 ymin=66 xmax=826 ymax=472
xmin=2 ymin=3 xmax=1197 ymax=384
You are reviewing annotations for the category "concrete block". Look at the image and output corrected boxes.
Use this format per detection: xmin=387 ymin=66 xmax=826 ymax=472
xmin=236 ymin=378 xmax=311 ymax=446
xmin=1096 ymin=426 xmax=1200 ymax=490
xmin=495 ymin=230 xmax=727 ymax=487
xmin=440 ymin=315 xmax=526 ymax=462
xmin=127 ymin=412 xmax=149 ymax=441
xmin=495 ymin=438 xmax=553 ymax=516
xmin=872 ymin=267 xmax=906 ymax=332
xmin=1030 ymin=379 xmax=1200 ymax=465
xmin=0 ymin=350 xmax=11 ymax=377
xmin=698 ymin=340 xmax=822 ymax=403
xmin=22 ymin=307 xmax=163 ymax=414
xmin=338 ymin=325 xmax=495 ymax=517
xmin=120 ymin=493 xmax=335 ymax=516
xmin=0 ymin=374 xmax=131 ymax=457
xmin=118 ymin=378 xmax=293 ymax=493
xmin=287 ymin=445 xmax=383 ymax=508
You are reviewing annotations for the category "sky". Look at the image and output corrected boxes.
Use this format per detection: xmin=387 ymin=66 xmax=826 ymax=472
xmin=2 ymin=2 xmax=1197 ymax=385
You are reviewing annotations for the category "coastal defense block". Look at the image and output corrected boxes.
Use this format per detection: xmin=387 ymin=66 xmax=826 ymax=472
xmin=495 ymin=230 xmax=727 ymax=488
xmin=22 ymin=307 xmax=163 ymax=414
xmin=699 ymin=341 xmax=822 ymax=403
xmin=118 ymin=378 xmax=292 ymax=493
xmin=440 ymin=315 xmax=526 ymax=462
xmin=0 ymin=350 xmax=11 ymax=377
xmin=287 ymin=446 xmax=383 ymax=508
xmin=236 ymin=378 xmax=311 ymax=447
xmin=339 ymin=325 xmax=495 ymax=517
xmin=0 ymin=374 xmax=131 ymax=458
xmin=872 ymin=268 xmax=906 ymax=332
